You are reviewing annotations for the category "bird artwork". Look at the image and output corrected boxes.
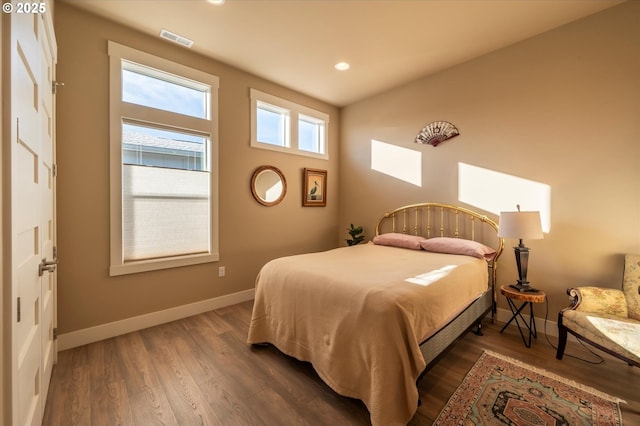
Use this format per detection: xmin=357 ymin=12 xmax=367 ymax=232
xmin=303 ymin=169 xmax=326 ymax=206
xmin=309 ymin=180 xmax=319 ymax=200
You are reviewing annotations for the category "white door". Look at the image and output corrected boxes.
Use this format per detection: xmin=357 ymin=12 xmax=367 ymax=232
xmin=10 ymin=3 xmax=58 ymax=425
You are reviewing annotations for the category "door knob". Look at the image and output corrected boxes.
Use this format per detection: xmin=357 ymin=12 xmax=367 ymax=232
xmin=39 ymin=258 xmax=58 ymax=276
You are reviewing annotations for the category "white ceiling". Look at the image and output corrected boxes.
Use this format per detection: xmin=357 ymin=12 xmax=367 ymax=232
xmin=60 ymin=0 xmax=624 ymax=107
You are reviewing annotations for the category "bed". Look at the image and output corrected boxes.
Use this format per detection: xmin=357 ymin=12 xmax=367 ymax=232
xmin=247 ymin=203 xmax=504 ymax=425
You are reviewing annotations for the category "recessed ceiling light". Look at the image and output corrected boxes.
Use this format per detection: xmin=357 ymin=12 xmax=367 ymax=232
xmin=207 ymin=0 xmax=225 ymax=5
xmin=334 ymin=62 xmax=350 ymax=71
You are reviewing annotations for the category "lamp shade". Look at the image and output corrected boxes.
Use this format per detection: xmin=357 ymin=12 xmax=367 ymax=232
xmin=498 ymin=211 xmax=544 ymax=239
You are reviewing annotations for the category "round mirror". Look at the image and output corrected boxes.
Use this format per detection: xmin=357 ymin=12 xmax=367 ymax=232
xmin=251 ymin=166 xmax=287 ymax=206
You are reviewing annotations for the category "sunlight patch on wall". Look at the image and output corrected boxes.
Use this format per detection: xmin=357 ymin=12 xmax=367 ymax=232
xmin=458 ymin=162 xmax=551 ymax=232
xmin=371 ymin=139 xmax=422 ymax=187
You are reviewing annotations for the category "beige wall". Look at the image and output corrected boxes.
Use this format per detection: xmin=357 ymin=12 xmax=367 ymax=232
xmin=54 ymin=3 xmax=339 ymax=333
xmin=339 ymin=2 xmax=640 ymax=319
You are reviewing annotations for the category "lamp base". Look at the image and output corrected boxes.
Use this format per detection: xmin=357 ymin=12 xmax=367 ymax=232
xmin=509 ymin=282 xmax=539 ymax=293
xmin=509 ymin=242 xmax=539 ymax=292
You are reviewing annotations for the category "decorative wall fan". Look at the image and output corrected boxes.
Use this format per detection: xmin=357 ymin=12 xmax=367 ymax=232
xmin=415 ymin=121 xmax=460 ymax=147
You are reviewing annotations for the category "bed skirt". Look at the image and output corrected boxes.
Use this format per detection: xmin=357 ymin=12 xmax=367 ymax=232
xmin=420 ymin=289 xmax=492 ymax=368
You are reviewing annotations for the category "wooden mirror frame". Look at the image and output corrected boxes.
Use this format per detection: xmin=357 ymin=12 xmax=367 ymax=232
xmin=250 ymin=165 xmax=287 ymax=206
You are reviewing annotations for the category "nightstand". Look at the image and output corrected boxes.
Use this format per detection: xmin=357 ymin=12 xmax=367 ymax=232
xmin=499 ymin=284 xmax=546 ymax=348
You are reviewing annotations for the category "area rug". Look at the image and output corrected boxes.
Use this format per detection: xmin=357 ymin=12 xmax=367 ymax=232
xmin=434 ymin=350 xmax=624 ymax=426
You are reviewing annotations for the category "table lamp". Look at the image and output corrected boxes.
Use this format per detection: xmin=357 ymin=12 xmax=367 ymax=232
xmin=498 ymin=206 xmax=544 ymax=292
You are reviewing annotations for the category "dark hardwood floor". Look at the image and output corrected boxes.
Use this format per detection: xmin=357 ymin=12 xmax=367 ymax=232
xmin=43 ymin=300 xmax=640 ymax=425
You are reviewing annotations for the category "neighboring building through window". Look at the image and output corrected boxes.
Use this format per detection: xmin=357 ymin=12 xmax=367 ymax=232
xmin=250 ymin=88 xmax=329 ymax=159
xmin=108 ymin=41 xmax=220 ymax=276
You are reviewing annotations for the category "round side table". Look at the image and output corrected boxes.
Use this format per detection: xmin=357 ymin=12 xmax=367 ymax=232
xmin=499 ymin=284 xmax=546 ymax=348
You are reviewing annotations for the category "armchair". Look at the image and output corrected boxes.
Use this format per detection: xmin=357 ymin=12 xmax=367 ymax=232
xmin=556 ymin=254 xmax=640 ymax=367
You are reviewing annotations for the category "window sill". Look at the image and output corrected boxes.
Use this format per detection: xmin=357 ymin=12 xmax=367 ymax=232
xmin=109 ymin=252 xmax=219 ymax=276
xmin=250 ymin=142 xmax=328 ymax=160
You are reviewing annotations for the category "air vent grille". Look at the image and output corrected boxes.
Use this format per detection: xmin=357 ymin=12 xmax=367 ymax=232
xmin=159 ymin=29 xmax=194 ymax=48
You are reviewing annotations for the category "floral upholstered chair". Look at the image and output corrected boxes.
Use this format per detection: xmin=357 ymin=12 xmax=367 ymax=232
xmin=556 ymin=254 xmax=640 ymax=367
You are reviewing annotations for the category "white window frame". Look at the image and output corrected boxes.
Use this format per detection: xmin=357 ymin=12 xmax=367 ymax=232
xmin=108 ymin=41 xmax=220 ymax=276
xmin=250 ymin=88 xmax=329 ymax=160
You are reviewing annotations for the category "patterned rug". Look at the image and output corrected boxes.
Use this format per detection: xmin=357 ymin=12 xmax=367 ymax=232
xmin=434 ymin=350 xmax=624 ymax=425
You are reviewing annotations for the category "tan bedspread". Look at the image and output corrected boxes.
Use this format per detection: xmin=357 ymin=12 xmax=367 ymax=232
xmin=247 ymin=242 xmax=489 ymax=425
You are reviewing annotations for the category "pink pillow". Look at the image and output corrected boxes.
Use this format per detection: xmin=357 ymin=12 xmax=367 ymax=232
xmin=420 ymin=237 xmax=497 ymax=260
xmin=372 ymin=233 xmax=426 ymax=250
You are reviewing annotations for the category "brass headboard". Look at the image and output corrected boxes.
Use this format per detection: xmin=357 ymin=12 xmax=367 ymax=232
xmin=376 ymin=203 xmax=502 ymax=252
xmin=375 ymin=202 xmax=504 ymax=290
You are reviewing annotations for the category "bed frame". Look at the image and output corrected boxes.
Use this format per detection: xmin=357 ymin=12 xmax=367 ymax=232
xmin=375 ymin=202 xmax=504 ymax=371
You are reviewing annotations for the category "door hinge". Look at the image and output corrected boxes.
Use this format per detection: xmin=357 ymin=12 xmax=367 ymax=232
xmin=17 ymin=297 xmax=21 ymax=322
xmin=53 ymin=246 xmax=58 ymax=259
xmin=52 ymin=81 xmax=64 ymax=94
xmin=53 ymin=328 xmax=58 ymax=340
xmin=53 ymin=164 xmax=57 ymax=177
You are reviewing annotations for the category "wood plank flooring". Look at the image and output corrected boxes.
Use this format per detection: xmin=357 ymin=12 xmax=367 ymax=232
xmin=43 ymin=301 xmax=640 ymax=425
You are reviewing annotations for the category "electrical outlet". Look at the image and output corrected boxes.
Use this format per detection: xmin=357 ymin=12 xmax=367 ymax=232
xmin=218 ymin=266 xmax=225 ymax=277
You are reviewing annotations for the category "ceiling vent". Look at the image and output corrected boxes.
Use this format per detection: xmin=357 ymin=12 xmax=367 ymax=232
xmin=159 ymin=29 xmax=194 ymax=48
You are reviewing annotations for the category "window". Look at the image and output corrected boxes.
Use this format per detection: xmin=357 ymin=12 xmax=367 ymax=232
xmin=250 ymin=88 xmax=329 ymax=159
xmin=256 ymin=101 xmax=289 ymax=147
xmin=299 ymin=114 xmax=326 ymax=154
xmin=108 ymin=41 xmax=219 ymax=276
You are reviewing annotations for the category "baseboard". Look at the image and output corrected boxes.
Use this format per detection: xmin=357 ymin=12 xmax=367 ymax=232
xmin=58 ymin=289 xmax=255 ymax=351
xmin=495 ymin=307 xmax=574 ymax=341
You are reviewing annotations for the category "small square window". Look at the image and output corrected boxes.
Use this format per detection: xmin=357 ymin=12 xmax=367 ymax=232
xmin=256 ymin=101 xmax=289 ymax=147
xmin=299 ymin=114 xmax=325 ymax=155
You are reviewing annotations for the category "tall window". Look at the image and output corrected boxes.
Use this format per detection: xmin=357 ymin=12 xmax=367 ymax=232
xmin=250 ymin=88 xmax=329 ymax=159
xmin=108 ymin=41 xmax=219 ymax=276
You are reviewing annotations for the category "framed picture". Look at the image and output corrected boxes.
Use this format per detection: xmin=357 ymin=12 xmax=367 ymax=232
xmin=302 ymin=168 xmax=327 ymax=207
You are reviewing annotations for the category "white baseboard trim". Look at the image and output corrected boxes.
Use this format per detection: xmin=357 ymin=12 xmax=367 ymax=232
xmin=496 ymin=308 xmax=578 ymax=345
xmin=496 ymin=307 xmax=558 ymax=337
xmin=58 ymin=289 xmax=255 ymax=351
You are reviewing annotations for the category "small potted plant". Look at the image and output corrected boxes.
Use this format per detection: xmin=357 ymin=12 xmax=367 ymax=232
xmin=346 ymin=224 xmax=365 ymax=246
